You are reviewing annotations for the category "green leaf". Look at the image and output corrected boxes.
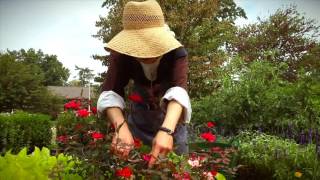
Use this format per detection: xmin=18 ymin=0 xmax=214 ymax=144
xmin=215 ymin=172 xmax=226 ymax=180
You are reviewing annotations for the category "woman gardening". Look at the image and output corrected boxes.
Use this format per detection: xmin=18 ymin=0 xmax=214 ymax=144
xmin=97 ymin=0 xmax=191 ymax=168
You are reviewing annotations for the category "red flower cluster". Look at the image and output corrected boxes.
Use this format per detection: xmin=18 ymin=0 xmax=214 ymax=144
xmin=207 ymin=121 xmax=216 ymax=128
xmin=116 ymin=167 xmax=133 ymax=178
xmin=91 ymin=107 xmax=97 ymax=114
xmin=128 ymin=92 xmax=143 ymax=103
xmin=200 ymin=132 xmax=216 ymax=142
xmin=173 ymin=172 xmax=191 ymax=180
xmin=91 ymin=132 xmax=104 ymax=140
xmin=134 ymin=138 xmax=142 ymax=148
xmin=74 ymin=123 xmax=83 ymax=130
xmin=64 ymin=100 xmax=81 ymax=110
xmin=57 ymin=135 xmax=68 ymax=144
xmin=77 ymin=109 xmax=90 ymax=118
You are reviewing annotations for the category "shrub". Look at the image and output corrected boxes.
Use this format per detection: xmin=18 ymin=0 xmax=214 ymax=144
xmin=192 ymin=59 xmax=320 ymax=136
xmin=233 ymin=131 xmax=320 ymax=180
xmin=0 ymin=147 xmax=82 ymax=180
xmin=0 ymin=111 xmax=52 ymax=154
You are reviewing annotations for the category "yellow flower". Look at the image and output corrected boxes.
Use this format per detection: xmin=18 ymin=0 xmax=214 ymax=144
xmin=294 ymin=171 xmax=302 ymax=178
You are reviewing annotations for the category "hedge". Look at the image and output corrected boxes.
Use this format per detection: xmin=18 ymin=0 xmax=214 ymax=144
xmin=0 ymin=111 xmax=52 ymax=154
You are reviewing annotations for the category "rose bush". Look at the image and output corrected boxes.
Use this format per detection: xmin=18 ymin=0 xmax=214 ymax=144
xmin=54 ymin=99 xmax=239 ymax=179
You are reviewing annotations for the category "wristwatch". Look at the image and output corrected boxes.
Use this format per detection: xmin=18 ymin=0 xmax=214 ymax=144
xmin=159 ymin=127 xmax=174 ymax=135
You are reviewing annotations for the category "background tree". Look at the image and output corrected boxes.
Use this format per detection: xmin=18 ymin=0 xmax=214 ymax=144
xmin=75 ymin=66 xmax=95 ymax=87
xmin=229 ymin=6 xmax=320 ymax=80
xmin=0 ymin=52 xmax=63 ymax=116
xmin=94 ymin=0 xmax=246 ymax=98
xmin=7 ymin=49 xmax=70 ymax=86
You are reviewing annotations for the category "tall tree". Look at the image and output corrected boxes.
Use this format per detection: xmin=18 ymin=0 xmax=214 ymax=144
xmin=7 ymin=49 xmax=70 ymax=86
xmin=75 ymin=66 xmax=95 ymax=86
xmin=0 ymin=52 xmax=63 ymax=114
xmin=229 ymin=6 xmax=320 ymax=80
xmin=94 ymin=0 xmax=246 ymax=98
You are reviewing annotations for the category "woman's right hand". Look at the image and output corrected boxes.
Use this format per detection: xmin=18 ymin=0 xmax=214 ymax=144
xmin=111 ymin=122 xmax=134 ymax=159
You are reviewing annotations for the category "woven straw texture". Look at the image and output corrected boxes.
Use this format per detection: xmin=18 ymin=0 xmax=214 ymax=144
xmin=106 ymin=0 xmax=182 ymax=58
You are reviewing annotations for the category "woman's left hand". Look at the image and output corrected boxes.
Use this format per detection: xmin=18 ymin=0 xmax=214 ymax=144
xmin=148 ymin=131 xmax=173 ymax=168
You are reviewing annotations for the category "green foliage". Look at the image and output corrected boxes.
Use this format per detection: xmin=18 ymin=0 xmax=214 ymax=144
xmin=74 ymin=66 xmax=95 ymax=86
xmin=0 ymin=50 xmax=65 ymax=115
xmin=233 ymin=131 xmax=320 ymax=180
xmin=6 ymin=49 xmax=70 ymax=86
xmin=192 ymin=58 xmax=320 ymax=135
xmin=0 ymin=112 xmax=52 ymax=154
xmin=0 ymin=147 xmax=82 ymax=180
xmin=230 ymin=6 xmax=320 ymax=80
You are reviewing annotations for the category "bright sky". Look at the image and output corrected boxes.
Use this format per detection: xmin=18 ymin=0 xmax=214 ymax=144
xmin=1 ymin=0 xmax=319 ymax=82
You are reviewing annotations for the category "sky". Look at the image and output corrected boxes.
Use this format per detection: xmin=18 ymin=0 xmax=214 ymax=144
xmin=1 ymin=0 xmax=320 ymax=82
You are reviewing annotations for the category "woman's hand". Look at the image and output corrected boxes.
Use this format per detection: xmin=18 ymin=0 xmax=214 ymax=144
xmin=148 ymin=131 xmax=173 ymax=168
xmin=111 ymin=122 xmax=134 ymax=159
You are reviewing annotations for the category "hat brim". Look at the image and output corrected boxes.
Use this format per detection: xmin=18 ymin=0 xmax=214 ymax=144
xmin=106 ymin=27 xmax=182 ymax=58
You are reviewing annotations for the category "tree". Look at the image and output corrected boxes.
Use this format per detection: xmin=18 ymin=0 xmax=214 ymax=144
xmin=94 ymin=0 xmax=246 ymax=98
xmin=229 ymin=6 xmax=320 ymax=80
xmin=7 ymin=49 xmax=70 ymax=86
xmin=0 ymin=52 xmax=63 ymax=115
xmin=75 ymin=66 xmax=95 ymax=86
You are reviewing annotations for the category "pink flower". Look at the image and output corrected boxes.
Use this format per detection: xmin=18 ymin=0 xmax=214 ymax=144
xmin=128 ymin=92 xmax=143 ymax=103
xmin=116 ymin=167 xmax=133 ymax=178
xmin=77 ymin=109 xmax=90 ymax=118
xmin=188 ymin=158 xmax=201 ymax=167
xmin=203 ymin=171 xmax=217 ymax=180
xmin=142 ymin=154 xmax=151 ymax=162
xmin=91 ymin=132 xmax=104 ymax=140
xmin=200 ymin=132 xmax=216 ymax=142
xmin=207 ymin=121 xmax=215 ymax=128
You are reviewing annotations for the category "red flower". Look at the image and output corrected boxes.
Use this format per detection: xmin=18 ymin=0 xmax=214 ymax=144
xmin=64 ymin=100 xmax=81 ymax=110
xmin=210 ymin=170 xmax=218 ymax=176
xmin=207 ymin=121 xmax=215 ymax=128
xmin=128 ymin=92 xmax=143 ymax=103
xmin=142 ymin=154 xmax=151 ymax=162
xmin=200 ymin=132 xmax=216 ymax=142
xmin=116 ymin=167 xmax=133 ymax=178
xmin=91 ymin=132 xmax=104 ymax=140
xmin=77 ymin=109 xmax=90 ymax=118
xmin=211 ymin=147 xmax=222 ymax=153
xmin=91 ymin=107 xmax=97 ymax=114
xmin=134 ymin=138 xmax=142 ymax=148
xmin=173 ymin=172 xmax=191 ymax=180
xmin=74 ymin=123 xmax=83 ymax=130
xmin=57 ymin=135 xmax=68 ymax=143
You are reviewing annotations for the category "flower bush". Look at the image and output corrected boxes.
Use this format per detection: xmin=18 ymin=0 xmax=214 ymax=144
xmin=53 ymin=100 xmax=239 ymax=179
xmin=233 ymin=131 xmax=320 ymax=179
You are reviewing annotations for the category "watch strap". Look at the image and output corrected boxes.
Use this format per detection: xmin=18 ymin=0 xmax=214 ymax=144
xmin=159 ymin=126 xmax=174 ymax=135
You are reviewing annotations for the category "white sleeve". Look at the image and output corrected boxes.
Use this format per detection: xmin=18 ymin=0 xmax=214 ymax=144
xmin=97 ymin=91 xmax=125 ymax=117
xmin=160 ymin=87 xmax=192 ymax=123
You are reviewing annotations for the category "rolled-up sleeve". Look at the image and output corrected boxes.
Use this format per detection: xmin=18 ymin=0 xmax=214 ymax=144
xmin=161 ymin=48 xmax=192 ymax=123
xmin=97 ymin=51 xmax=130 ymax=116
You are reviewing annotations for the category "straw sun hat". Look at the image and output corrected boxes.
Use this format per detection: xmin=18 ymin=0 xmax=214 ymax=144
xmin=106 ymin=0 xmax=182 ymax=58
